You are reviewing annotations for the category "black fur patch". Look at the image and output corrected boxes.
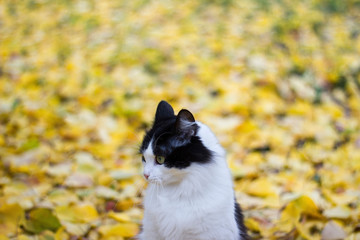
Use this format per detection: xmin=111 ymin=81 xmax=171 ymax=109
xmin=139 ymin=117 xmax=176 ymax=154
xmin=155 ymin=133 xmax=213 ymax=169
xmin=235 ymin=201 xmax=249 ymax=240
xmin=140 ymin=101 xmax=212 ymax=169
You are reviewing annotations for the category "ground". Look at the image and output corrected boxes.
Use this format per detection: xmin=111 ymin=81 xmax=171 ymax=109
xmin=1 ymin=0 xmax=360 ymax=239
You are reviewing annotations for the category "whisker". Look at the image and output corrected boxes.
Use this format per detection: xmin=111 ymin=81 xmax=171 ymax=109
xmin=149 ymin=182 xmax=156 ymax=206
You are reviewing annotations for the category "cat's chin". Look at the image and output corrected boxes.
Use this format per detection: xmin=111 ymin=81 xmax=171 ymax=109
xmin=147 ymin=179 xmax=162 ymax=185
xmin=147 ymin=177 xmax=182 ymax=187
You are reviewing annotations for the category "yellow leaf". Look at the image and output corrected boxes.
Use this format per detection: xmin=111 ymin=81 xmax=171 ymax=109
xmin=293 ymin=195 xmax=319 ymax=217
xmin=116 ymin=199 xmax=138 ymax=211
xmin=278 ymin=195 xmax=321 ymax=232
xmin=245 ymin=178 xmax=276 ymax=197
xmin=48 ymin=189 xmax=78 ymax=206
xmin=61 ymin=221 xmax=91 ymax=236
xmin=278 ymin=201 xmax=300 ymax=232
xmin=0 ymin=234 xmax=9 ymax=240
xmin=298 ymin=220 xmax=323 ymax=240
xmin=346 ymin=232 xmax=360 ymax=240
xmin=3 ymin=182 xmax=28 ymax=196
xmin=55 ymin=205 xmax=77 ymax=222
xmin=245 ymin=218 xmax=260 ymax=232
xmin=323 ymin=206 xmax=351 ymax=219
xmin=107 ymin=211 xmax=131 ymax=223
xmin=236 ymin=120 xmax=258 ymax=133
xmin=17 ymin=235 xmax=31 ymax=240
xmin=243 ymin=153 xmax=264 ymax=166
xmin=97 ymin=173 xmax=113 ymax=186
xmin=0 ymin=135 xmax=5 ymax=146
xmin=295 ymin=221 xmax=313 ymax=240
xmin=287 ymin=100 xmax=313 ymax=116
xmin=74 ymin=204 xmax=99 ymax=222
xmin=55 ymin=204 xmax=98 ymax=223
xmin=322 ymin=188 xmax=356 ymax=206
xmin=55 ymin=227 xmax=69 ymax=240
xmin=0 ymin=200 xmax=24 ymax=235
xmin=98 ymin=223 xmax=139 ymax=238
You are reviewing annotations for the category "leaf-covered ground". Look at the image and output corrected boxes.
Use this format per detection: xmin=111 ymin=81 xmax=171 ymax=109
xmin=1 ymin=0 xmax=360 ymax=239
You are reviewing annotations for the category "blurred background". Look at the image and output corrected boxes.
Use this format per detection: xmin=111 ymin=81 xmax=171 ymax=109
xmin=1 ymin=0 xmax=360 ymax=239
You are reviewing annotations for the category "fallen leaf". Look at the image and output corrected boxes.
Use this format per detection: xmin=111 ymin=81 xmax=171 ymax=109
xmin=95 ymin=186 xmax=121 ymax=199
xmin=46 ymin=162 xmax=72 ymax=177
xmin=107 ymin=211 xmax=131 ymax=223
xmin=0 ymin=200 xmax=24 ymax=235
xmin=54 ymin=226 xmax=68 ymax=240
xmin=323 ymin=206 xmax=351 ymax=219
xmin=295 ymin=221 xmax=313 ymax=240
xmin=47 ymin=189 xmax=78 ymax=205
xmin=2 ymin=0 xmax=360 ymax=239
xmin=75 ymin=151 xmax=103 ymax=175
xmin=61 ymin=221 xmax=91 ymax=236
xmin=321 ymin=221 xmax=347 ymax=240
xmin=21 ymin=208 xmax=61 ymax=234
xmin=98 ymin=223 xmax=139 ymax=237
xmin=55 ymin=203 xmax=98 ymax=223
xmin=245 ymin=178 xmax=277 ymax=197
xmin=244 ymin=218 xmax=261 ymax=232
xmin=64 ymin=173 xmax=93 ymax=188
xmin=6 ymin=149 xmax=40 ymax=173
xmin=109 ymin=170 xmax=136 ymax=180
xmin=278 ymin=195 xmax=321 ymax=232
xmin=0 ymin=235 xmax=9 ymax=240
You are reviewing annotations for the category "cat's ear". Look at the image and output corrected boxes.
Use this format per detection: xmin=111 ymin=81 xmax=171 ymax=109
xmin=155 ymin=100 xmax=175 ymax=123
xmin=175 ymin=109 xmax=197 ymax=137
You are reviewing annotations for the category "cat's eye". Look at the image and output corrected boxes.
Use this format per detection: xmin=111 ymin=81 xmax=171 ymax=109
xmin=155 ymin=155 xmax=165 ymax=164
xmin=142 ymin=156 xmax=146 ymax=162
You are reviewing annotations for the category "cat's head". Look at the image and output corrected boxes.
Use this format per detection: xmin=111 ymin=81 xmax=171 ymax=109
xmin=139 ymin=100 xmax=213 ymax=185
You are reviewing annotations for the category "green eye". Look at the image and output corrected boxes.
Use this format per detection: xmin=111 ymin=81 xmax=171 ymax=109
xmin=155 ymin=155 xmax=165 ymax=164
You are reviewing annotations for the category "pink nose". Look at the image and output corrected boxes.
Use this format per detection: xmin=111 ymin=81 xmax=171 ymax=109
xmin=144 ymin=174 xmax=149 ymax=180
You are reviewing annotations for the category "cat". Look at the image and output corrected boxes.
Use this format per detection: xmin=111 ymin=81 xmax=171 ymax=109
xmin=138 ymin=100 xmax=248 ymax=240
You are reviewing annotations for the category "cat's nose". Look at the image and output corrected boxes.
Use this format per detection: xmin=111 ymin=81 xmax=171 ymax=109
xmin=144 ymin=174 xmax=149 ymax=180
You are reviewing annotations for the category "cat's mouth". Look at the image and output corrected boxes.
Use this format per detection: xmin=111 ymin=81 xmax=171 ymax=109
xmin=147 ymin=177 xmax=163 ymax=185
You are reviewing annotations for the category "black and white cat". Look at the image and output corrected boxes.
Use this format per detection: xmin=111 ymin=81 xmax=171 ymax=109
xmin=139 ymin=101 xmax=248 ymax=240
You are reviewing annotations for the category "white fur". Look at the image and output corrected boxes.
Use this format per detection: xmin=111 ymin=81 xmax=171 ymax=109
xmin=139 ymin=122 xmax=242 ymax=240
